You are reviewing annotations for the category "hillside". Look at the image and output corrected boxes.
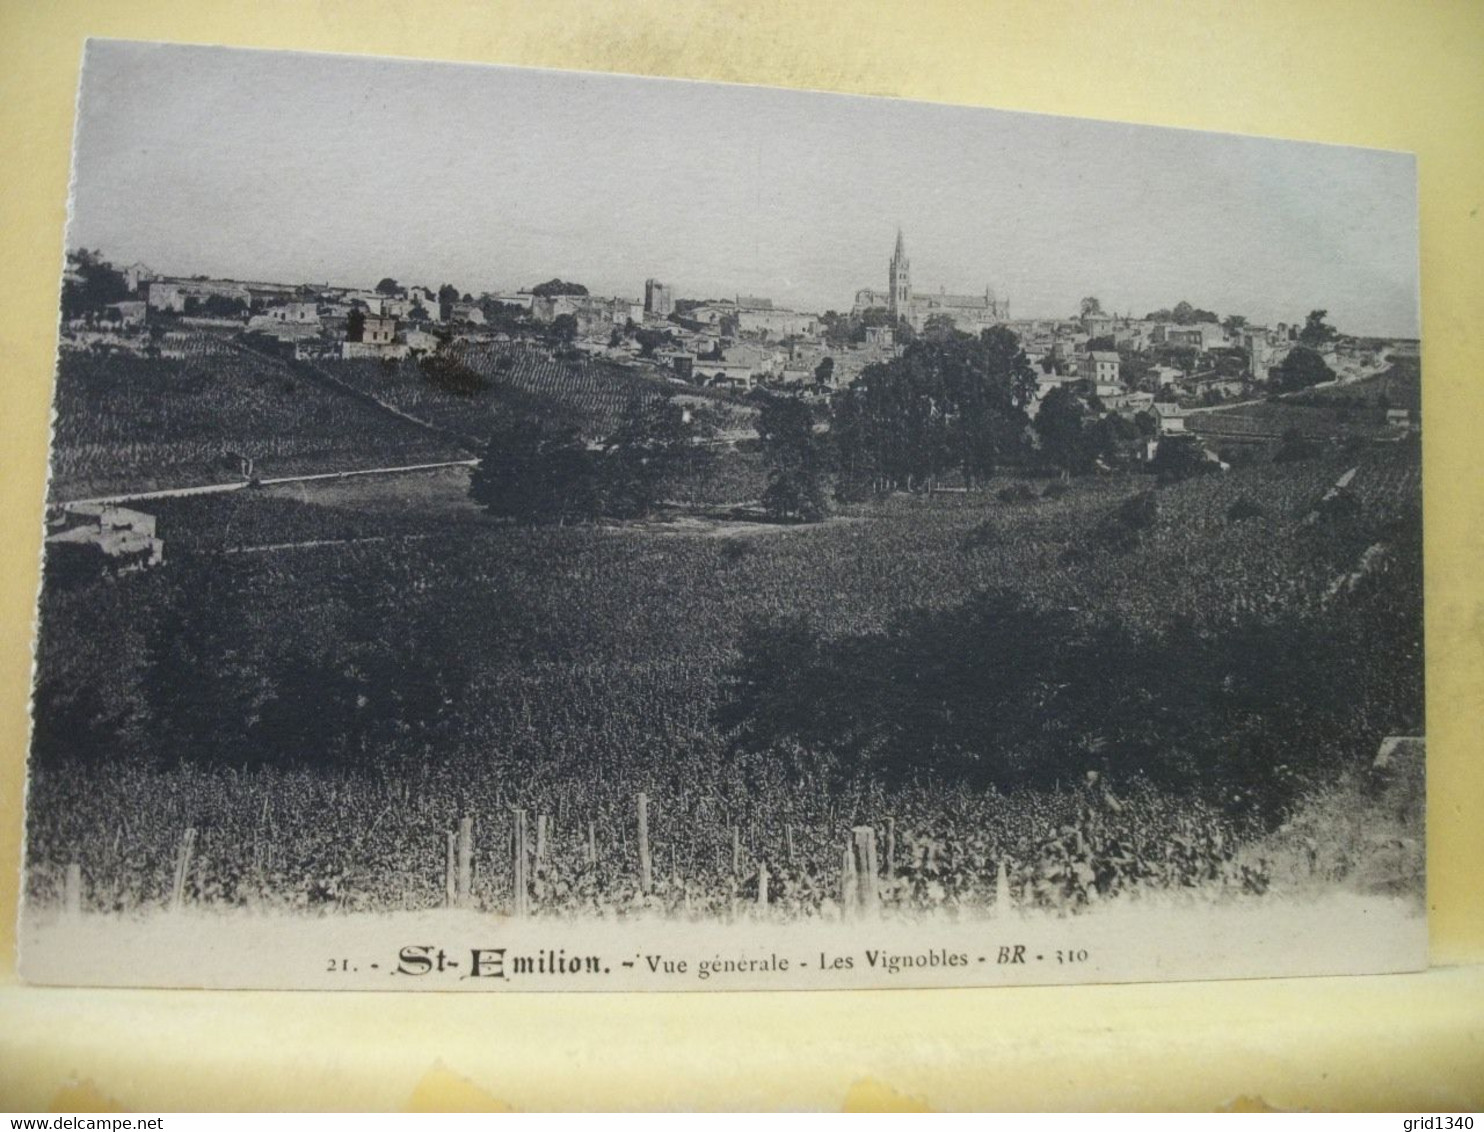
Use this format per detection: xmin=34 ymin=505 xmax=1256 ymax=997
xmin=315 ymin=343 xmax=753 ymax=444
xmin=1290 ymin=358 xmax=1422 ymax=412
xmin=47 ymin=337 xmax=465 ymax=500
xmin=27 ymin=437 xmax=1422 ymax=915
xmin=1188 ymin=360 xmax=1422 ymax=448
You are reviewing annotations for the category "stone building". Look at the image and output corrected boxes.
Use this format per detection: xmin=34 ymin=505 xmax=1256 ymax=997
xmin=46 ymin=504 xmax=164 ymax=573
xmin=644 ymin=278 xmax=674 ymax=318
xmin=852 ymin=230 xmax=1010 ymax=333
xmin=1079 ymin=350 xmax=1122 ymax=392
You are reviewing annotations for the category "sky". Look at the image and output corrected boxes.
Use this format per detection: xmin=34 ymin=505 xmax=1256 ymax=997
xmin=68 ymin=40 xmax=1421 ymax=337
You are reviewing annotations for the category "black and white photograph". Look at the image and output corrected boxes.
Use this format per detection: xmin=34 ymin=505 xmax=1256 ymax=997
xmin=19 ymin=39 xmax=1425 ymax=991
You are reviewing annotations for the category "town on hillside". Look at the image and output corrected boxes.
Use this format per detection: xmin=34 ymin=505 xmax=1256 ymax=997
xmin=65 ymin=230 xmax=1420 ymax=406
xmin=58 ymin=227 xmax=1421 ymax=496
xmin=44 ymin=230 xmax=1423 ymax=577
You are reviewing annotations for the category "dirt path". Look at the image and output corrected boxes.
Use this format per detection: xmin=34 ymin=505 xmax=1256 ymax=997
xmin=223 ymin=533 xmax=439 ymax=554
xmin=59 ymin=459 xmax=479 ymax=508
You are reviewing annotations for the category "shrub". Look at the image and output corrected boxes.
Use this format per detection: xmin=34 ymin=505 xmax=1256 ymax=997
xmin=1315 ymin=487 xmax=1361 ymax=525
xmin=719 ymin=539 xmax=752 ymax=565
xmin=420 ymin=351 xmax=488 ymax=397
xmin=1116 ymin=490 xmax=1160 ymax=531
xmin=1094 ymin=489 xmax=1160 ymax=551
xmin=1227 ymin=497 xmax=1267 ymax=522
xmin=996 ymin=483 xmax=1038 ymax=504
xmin=1150 ymin=435 xmax=1218 ymax=483
xmin=1274 ymin=429 xmax=1323 ymax=464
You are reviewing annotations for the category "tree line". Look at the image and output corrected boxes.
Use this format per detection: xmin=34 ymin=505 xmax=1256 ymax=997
xmin=470 ymin=395 xmax=702 ymax=523
xmin=466 ymin=320 xmax=1238 ymax=524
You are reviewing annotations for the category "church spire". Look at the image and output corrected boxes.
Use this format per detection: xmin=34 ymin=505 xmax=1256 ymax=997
xmin=889 ymin=228 xmax=911 ymax=321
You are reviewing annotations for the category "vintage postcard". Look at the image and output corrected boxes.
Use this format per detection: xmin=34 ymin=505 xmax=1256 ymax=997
xmin=18 ymin=40 xmax=1424 ymax=991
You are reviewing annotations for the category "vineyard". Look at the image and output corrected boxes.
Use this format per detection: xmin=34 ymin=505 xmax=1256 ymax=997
xmin=1291 ymin=359 xmax=1422 ymax=411
xmin=26 ymin=438 xmax=1423 ymax=918
xmin=46 ymin=332 xmax=762 ymax=505
xmin=47 ymin=337 xmax=465 ymax=500
xmin=1186 ymin=397 xmax=1400 ymax=445
xmin=25 ymin=756 xmax=1268 ymax=919
xmin=316 ymin=343 xmax=754 ymax=445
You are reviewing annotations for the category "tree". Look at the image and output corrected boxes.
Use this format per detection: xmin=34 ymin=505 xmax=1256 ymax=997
xmin=1119 ymin=348 xmax=1155 ymax=390
xmin=1298 ymin=309 xmax=1338 ymax=348
xmin=1034 ymin=385 xmax=1089 ymax=476
xmin=478 ymin=298 xmax=529 ymax=335
xmin=1273 ymin=346 xmax=1335 ymax=392
xmin=813 ymin=356 xmax=835 ymax=386
xmin=550 ymin=313 xmax=578 ymax=343
xmin=375 ymin=278 xmax=401 ymax=296
xmin=757 ymin=396 xmax=830 ymax=521
xmin=469 ymin=417 xmax=601 ymax=524
xmin=850 ymin=306 xmax=894 ymax=344
xmin=1088 ymin=412 xmax=1141 ymax=469
xmin=531 ymin=278 xmax=589 ymax=297
xmin=963 ymin=325 xmax=1038 ymax=472
xmin=1085 ymin=334 xmax=1116 ymax=352
xmin=1156 ymin=344 xmax=1198 ymax=373
xmin=346 ymin=307 xmax=366 ymax=342
xmin=1223 ymin=314 xmax=1248 ymax=335
xmin=1149 ymin=434 xmax=1218 ymax=481
xmin=198 ymin=294 xmax=247 ymax=319
xmin=833 ymin=326 xmax=1035 ymax=494
xmin=420 ymin=348 xmax=488 ymax=396
xmin=1080 ymin=296 xmax=1104 ymax=319
xmin=60 ymin=249 xmax=129 ymax=320
xmin=601 ymin=394 xmax=698 ymax=518
xmin=818 ymin=310 xmax=853 ymax=348
xmin=1146 ymin=301 xmax=1218 ymax=325
xmin=437 ymin=283 xmax=460 ymax=319
xmin=923 ymin=313 xmax=959 ymax=341
xmin=633 ymin=326 xmax=672 ymax=359
xmin=1274 ymin=427 xmax=1323 ymax=463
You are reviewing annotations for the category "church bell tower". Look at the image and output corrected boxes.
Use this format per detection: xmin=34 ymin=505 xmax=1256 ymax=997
xmin=888 ymin=229 xmax=911 ymax=321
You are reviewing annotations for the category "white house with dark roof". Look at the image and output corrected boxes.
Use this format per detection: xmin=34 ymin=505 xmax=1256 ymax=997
xmin=1152 ymin=402 xmax=1187 ymax=433
xmin=1079 ymin=350 xmax=1121 ymax=392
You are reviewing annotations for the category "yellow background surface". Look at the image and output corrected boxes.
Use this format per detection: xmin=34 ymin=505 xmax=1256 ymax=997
xmin=1 ymin=0 xmax=1481 ymax=1111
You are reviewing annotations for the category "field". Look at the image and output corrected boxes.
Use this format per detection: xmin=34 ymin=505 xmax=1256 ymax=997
xmin=144 ymin=467 xmax=486 ymax=555
xmin=25 ymin=436 xmax=1424 ymax=919
xmin=48 ymin=336 xmax=466 ymax=500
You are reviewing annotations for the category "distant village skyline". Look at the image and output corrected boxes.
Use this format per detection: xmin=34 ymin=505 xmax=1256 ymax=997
xmin=68 ymin=41 xmax=1420 ymax=338
xmin=79 ymin=237 xmax=1407 ymax=340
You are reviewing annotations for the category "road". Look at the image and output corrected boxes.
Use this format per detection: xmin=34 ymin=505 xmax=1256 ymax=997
xmin=59 ymin=459 xmax=479 ymax=509
xmin=223 ymin=533 xmax=440 ymax=555
xmin=1184 ymin=363 xmax=1386 ymax=416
